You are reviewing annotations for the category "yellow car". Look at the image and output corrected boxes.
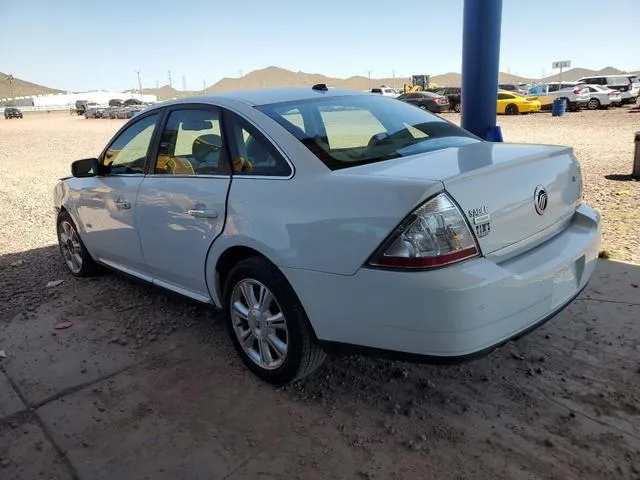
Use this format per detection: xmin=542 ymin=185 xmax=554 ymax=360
xmin=497 ymin=90 xmax=541 ymax=115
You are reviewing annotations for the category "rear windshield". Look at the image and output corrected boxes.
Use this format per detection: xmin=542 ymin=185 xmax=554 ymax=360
xmin=608 ymin=77 xmax=630 ymax=86
xmin=257 ymin=95 xmax=478 ymax=170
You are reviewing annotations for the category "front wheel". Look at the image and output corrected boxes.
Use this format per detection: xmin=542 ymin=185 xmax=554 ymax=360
xmin=223 ymin=257 xmax=326 ymax=385
xmin=56 ymin=211 xmax=97 ymax=277
xmin=587 ymin=98 xmax=600 ymax=110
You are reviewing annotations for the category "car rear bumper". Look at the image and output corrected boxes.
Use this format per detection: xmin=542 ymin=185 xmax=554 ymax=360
xmin=283 ymin=203 xmax=601 ymax=359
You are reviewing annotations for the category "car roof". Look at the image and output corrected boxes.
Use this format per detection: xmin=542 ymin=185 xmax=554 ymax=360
xmin=149 ymin=87 xmax=364 ymax=109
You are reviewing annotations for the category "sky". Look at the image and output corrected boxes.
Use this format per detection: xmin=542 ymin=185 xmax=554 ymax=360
xmin=1 ymin=0 xmax=639 ymax=92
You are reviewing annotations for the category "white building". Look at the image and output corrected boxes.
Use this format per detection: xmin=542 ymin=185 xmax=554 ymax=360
xmin=1 ymin=90 xmax=158 ymax=109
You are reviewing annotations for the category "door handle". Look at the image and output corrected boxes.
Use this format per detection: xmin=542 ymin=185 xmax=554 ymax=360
xmin=187 ymin=209 xmax=218 ymax=219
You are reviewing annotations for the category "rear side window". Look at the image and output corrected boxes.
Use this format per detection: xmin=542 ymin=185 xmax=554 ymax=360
xmin=225 ymin=112 xmax=292 ymax=177
xmin=257 ymin=95 xmax=478 ymax=170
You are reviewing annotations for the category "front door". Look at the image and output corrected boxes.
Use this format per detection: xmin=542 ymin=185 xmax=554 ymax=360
xmin=75 ymin=112 xmax=160 ymax=275
xmin=136 ymin=106 xmax=231 ymax=300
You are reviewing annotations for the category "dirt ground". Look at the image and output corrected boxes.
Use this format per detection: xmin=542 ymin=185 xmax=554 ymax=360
xmin=1 ymin=109 xmax=639 ymax=480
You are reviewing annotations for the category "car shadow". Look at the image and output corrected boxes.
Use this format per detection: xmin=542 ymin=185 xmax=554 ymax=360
xmin=604 ymin=173 xmax=640 ymax=182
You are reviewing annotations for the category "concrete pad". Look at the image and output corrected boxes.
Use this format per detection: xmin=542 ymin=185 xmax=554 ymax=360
xmin=0 ymin=416 xmax=73 ymax=480
xmin=0 ymin=370 xmax=26 ymax=419
xmin=37 ymin=348 xmax=249 ymax=480
xmin=583 ymin=259 xmax=640 ymax=304
xmin=36 ymin=340 xmax=364 ymax=480
xmin=0 ymin=301 xmax=141 ymax=406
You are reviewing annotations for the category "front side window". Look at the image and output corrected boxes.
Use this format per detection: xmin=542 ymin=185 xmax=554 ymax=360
xmin=154 ymin=109 xmax=226 ymax=175
xmin=258 ymin=95 xmax=478 ymax=170
xmin=103 ymin=113 xmax=159 ymax=175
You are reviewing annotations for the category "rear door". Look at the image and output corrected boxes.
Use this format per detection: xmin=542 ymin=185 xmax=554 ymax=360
xmin=135 ymin=105 xmax=232 ymax=300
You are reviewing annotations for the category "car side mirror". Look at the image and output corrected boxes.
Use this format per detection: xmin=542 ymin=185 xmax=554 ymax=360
xmin=71 ymin=158 xmax=99 ymax=178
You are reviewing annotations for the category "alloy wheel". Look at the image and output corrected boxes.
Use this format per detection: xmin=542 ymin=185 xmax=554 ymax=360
xmin=58 ymin=220 xmax=83 ymax=274
xmin=230 ymin=279 xmax=289 ymax=370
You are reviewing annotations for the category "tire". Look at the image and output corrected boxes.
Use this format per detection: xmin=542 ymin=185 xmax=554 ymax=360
xmin=454 ymin=103 xmax=461 ymax=113
xmin=505 ymin=104 xmax=519 ymax=115
xmin=587 ymin=98 xmax=600 ymax=110
xmin=223 ymin=256 xmax=326 ymax=385
xmin=563 ymin=98 xmax=577 ymax=112
xmin=56 ymin=211 xmax=97 ymax=277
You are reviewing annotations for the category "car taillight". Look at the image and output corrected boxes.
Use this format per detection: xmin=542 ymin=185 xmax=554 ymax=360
xmin=366 ymin=193 xmax=479 ymax=269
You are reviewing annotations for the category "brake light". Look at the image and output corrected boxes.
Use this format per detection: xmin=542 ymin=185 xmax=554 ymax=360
xmin=366 ymin=193 xmax=479 ymax=269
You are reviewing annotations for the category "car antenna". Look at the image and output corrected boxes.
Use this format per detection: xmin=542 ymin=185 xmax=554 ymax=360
xmin=312 ymin=83 xmax=328 ymax=91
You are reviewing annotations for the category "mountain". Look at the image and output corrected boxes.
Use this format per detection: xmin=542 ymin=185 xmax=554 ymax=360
xmin=206 ymin=66 xmax=532 ymax=92
xmin=540 ymin=66 xmax=628 ymax=82
xmin=0 ymin=72 xmax=63 ymax=99
xmin=3 ymin=66 xmax=639 ymax=101
xmin=429 ymin=71 xmax=531 ymax=86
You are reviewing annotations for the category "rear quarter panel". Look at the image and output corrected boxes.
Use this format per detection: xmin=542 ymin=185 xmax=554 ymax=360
xmin=204 ymin=172 xmax=442 ymax=305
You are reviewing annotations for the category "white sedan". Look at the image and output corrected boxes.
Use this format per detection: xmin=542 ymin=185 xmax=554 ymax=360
xmin=581 ymin=84 xmax=623 ymax=109
xmin=54 ymin=85 xmax=601 ymax=384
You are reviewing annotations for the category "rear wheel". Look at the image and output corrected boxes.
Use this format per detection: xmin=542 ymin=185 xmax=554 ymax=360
xmin=587 ymin=98 xmax=600 ymax=110
xmin=223 ymin=257 xmax=326 ymax=385
xmin=454 ymin=103 xmax=461 ymax=113
xmin=56 ymin=211 xmax=97 ymax=277
xmin=505 ymin=104 xmax=519 ymax=115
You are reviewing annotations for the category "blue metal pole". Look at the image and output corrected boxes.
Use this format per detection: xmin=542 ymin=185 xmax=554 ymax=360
xmin=461 ymin=0 xmax=503 ymax=141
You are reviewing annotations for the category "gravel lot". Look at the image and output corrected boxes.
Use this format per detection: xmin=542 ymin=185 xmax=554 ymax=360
xmin=1 ymin=108 xmax=639 ymax=479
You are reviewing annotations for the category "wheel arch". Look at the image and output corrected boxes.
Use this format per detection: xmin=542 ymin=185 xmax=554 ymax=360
xmin=205 ymin=238 xmax=284 ymax=308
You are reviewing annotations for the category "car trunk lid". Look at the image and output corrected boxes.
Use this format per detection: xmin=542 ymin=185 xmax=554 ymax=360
xmin=342 ymin=141 xmax=582 ymax=255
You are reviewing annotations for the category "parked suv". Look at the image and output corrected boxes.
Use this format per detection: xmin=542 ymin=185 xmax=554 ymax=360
xmin=526 ymin=82 xmax=590 ymax=111
xmin=4 ymin=107 xmax=23 ymax=119
xmin=499 ymin=83 xmax=528 ymax=95
xmin=577 ymin=74 xmax=639 ymax=105
xmin=370 ymin=87 xmax=399 ymax=97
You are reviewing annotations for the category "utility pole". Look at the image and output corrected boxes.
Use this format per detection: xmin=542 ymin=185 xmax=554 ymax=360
xmin=135 ymin=70 xmax=143 ymax=101
xmin=367 ymin=70 xmax=373 ymax=90
xmin=392 ymin=69 xmax=395 ymax=89
xmin=182 ymin=76 xmax=187 ymax=96
xmin=168 ymin=70 xmax=173 ymax=95
xmin=238 ymin=69 xmax=243 ymax=79
xmin=156 ymin=80 xmax=159 ymax=90
xmin=5 ymin=74 xmax=15 ymax=100
xmin=203 ymin=79 xmax=206 ymax=95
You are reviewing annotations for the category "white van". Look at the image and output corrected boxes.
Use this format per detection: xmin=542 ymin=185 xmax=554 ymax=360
xmin=577 ymin=74 xmax=639 ymax=104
